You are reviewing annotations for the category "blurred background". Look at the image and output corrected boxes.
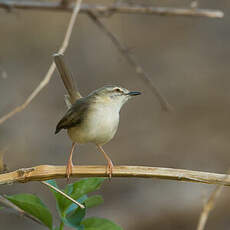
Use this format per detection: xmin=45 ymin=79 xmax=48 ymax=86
xmin=0 ymin=0 xmax=230 ymax=229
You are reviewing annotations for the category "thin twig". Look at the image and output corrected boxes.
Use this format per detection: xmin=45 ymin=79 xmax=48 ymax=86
xmin=0 ymin=195 xmax=44 ymax=226
xmin=88 ymin=12 xmax=172 ymax=111
xmin=196 ymin=171 xmax=230 ymax=230
xmin=197 ymin=185 xmax=223 ymax=230
xmin=0 ymin=2 xmax=224 ymax=18
xmin=0 ymin=0 xmax=83 ymax=125
xmin=41 ymin=181 xmax=85 ymax=209
xmin=0 ymin=147 xmax=8 ymax=173
xmin=0 ymin=165 xmax=230 ymax=186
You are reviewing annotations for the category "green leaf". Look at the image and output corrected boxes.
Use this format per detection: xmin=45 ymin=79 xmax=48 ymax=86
xmin=59 ymin=178 xmax=105 ymax=214
xmin=64 ymin=206 xmax=86 ymax=228
xmin=63 ymin=195 xmax=103 ymax=229
xmin=66 ymin=195 xmax=88 ymax=215
xmin=46 ymin=178 xmax=104 ymax=221
xmin=5 ymin=193 xmax=53 ymax=229
xmin=0 ymin=206 xmax=4 ymax=210
xmin=85 ymin=195 xmax=103 ymax=209
xmin=82 ymin=217 xmax=123 ymax=230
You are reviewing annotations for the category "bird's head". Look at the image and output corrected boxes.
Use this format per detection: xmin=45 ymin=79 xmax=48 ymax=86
xmin=88 ymin=85 xmax=141 ymax=109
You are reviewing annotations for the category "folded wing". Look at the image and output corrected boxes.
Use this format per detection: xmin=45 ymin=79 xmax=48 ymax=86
xmin=55 ymin=98 xmax=89 ymax=134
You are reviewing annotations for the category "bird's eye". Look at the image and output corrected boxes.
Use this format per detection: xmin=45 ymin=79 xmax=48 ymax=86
xmin=114 ymin=88 xmax=122 ymax=93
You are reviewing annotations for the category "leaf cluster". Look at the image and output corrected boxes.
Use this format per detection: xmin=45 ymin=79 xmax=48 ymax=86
xmin=1 ymin=178 xmax=122 ymax=230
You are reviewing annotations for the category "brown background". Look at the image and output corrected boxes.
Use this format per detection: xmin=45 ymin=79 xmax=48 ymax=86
xmin=0 ymin=0 xmax=230 ymax=229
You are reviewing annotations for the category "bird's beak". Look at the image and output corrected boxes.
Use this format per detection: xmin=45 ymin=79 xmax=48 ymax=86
xmin=127 ymin=91 xmax=141 ymax=96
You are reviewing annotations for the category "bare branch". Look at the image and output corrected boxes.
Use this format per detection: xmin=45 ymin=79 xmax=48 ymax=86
xmin=0 ymin=2 xmax=224 ymax=18
xmin=0 ymin=165 xmax=230 ymax=186
xmin=0 ymin=0 xmax=83 ymax=125
xmin=88 ymin=12 xmax=172 ymax=111
xmin=0 ymin=147 xmax=8 ymax=173
xmin=196 ymin=171 xmax=229 ymax=230
xmin=0 ymin=195 xmax=44 ymax=226
xmin=41 ymin=181 xmax=85 ymax=209
xmin=197 ymin=185 xmax=223 ymax=230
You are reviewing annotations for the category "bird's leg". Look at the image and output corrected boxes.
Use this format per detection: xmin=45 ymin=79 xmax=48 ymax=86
xmin=66 ymin=142 xmax=76 ymax=182
xmin=96 ymin=144 xmax=114 ymax=179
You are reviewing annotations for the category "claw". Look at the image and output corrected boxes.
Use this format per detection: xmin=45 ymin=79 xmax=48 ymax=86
xmin=96 ymin=144 xmax=114 ymax=181
xmin=66 ymin=159 xmax=73 ymax=182
xmin=106 ymin=159 xmax=114 ymax=180
xmin=66 ymin=142 xmax=76 ymax=183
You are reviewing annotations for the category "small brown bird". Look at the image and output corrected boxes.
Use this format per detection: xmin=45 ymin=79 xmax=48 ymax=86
xmin=55 ymin=85 xmax=141 ymax=180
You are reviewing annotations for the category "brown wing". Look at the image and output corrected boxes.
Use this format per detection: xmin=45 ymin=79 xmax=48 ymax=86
xmin=55 ymin=98 xmax=89 ymax=134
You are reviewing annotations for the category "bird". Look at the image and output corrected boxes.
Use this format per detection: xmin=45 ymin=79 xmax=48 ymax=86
xmin=55 ymin=85 xmax=141 ymax=180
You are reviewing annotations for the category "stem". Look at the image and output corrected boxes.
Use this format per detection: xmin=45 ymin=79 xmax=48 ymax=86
xmin=59 ymin=221 xmax=64 ymax=230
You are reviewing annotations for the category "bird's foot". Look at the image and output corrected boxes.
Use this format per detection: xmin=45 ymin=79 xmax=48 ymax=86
xmin=66 ymin=160 xmax=73 ymax=183
xmin=106 ymin=159 xmax=114 ymax=180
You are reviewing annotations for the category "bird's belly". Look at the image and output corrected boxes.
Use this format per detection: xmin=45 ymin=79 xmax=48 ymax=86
xmin=68 ymin=110 xmax=119 ymax=145
xmin=87 ymin=110 xmax=119 ymax=145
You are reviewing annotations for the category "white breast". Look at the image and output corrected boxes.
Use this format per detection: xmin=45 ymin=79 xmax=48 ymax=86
xmin=68 ymin=102 xmax=120 ymax=145
xmin=86 ymin=104 xmax=120 ymax=145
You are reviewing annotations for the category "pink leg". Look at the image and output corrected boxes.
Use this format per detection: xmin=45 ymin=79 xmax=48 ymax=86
xmin=97 ymin=144 xmax=114 ymax=179
xmin=66 ymin=142 xmax=76 ymax=182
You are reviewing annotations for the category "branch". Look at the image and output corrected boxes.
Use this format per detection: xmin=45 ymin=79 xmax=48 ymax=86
xmin=196 ymin=170 xmax=229 ymax=230
xmin=0 ymin=0 xmax=82 ymax=125
xmin=197 ymin=185 xmax=223 ymax=230
xmin=0 ymin=2 xmax=224 ymax=18
xmin=0 ymin=147 xmax=8 ymax=173
xmin=1 ymin=165 xmax=230 ymax=186
xmin=0 ymin=195 xmax=44 ymax=226
xmin=88 ymin=12 xmax=172 ymax=111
